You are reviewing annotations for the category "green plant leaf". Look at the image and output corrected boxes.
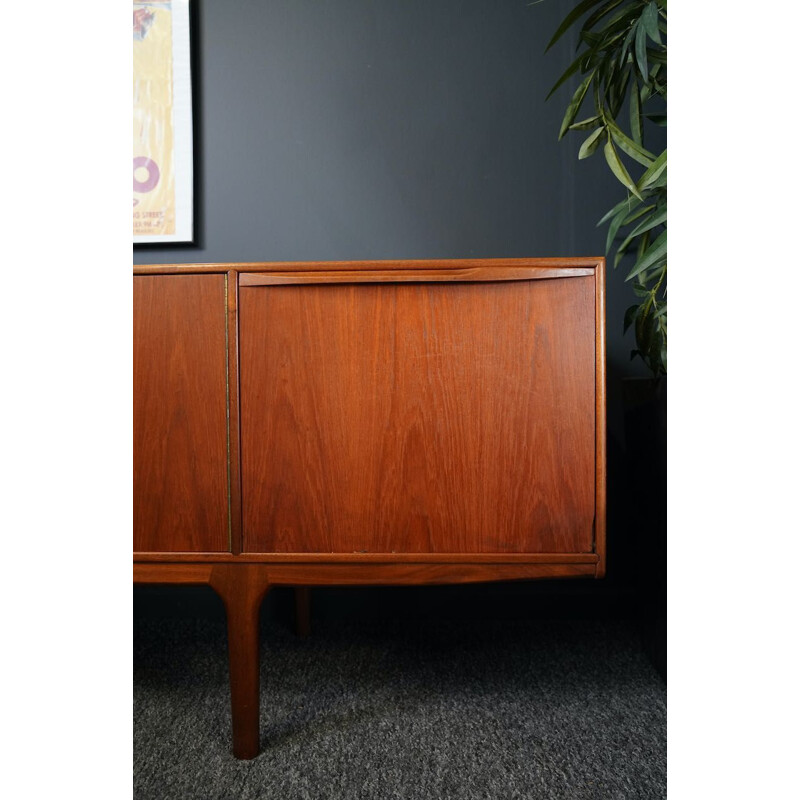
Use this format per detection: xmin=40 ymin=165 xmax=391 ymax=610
xmin=635 ymin=21 xmax=648 ymax=81
xmin=603 ymin=63 xmax=621 ymax=115
xmin=559 ymin=70 xmax=596 ymax=139
xmin=607 ymin=62 xmax=631 ymax=119
xmin=635 ymin=300 xmax=662 ymax=370
xmin=606 ymin=117 xmax=655 ymax=166
xmin=629 ymin=78 xmax=642 ymax=144
xmin=623 ymin=203 xmax=655 ymax=225
xmin=614 ymin=235 xmax=635 ymax=268
xmin=627 ymin=229 xmax=667 ymax=280
xmin=648 ymin=327 xmax=665 ymax=375
xmin=543 ymin=0 xmax=667 ymax=376
xmin=637 ymin=149 xmax=667 ymax=189
xmin=647 ymin=47 xmax=668 ymax=64
xmin=592 ymin=66 xmax=602 ymax=105
xmin=623 ymin=303 xmax=639 ymax=333
xmin=569 ymin=114 xmax=601 ymax=130
xmin=595 ymin=26 xmax=629 ymax=52
xmin=546 ymin=49 xmax=592 ymax=100
xmin=594 ymin=1 xmax=644 ymax=40
xmin=614 ymin=209 xmax=658 ymax=267
xmin=615 ymin=230 xmax=647 ymax=267
xmin=635 ymin=303 xmax=654 ymax=358
xmin=646 ymin=112 xmax=667 ymax=126
xmin=619 ymin=22 xmax=638 ymax=67
xmin=637 ymin=230 xmax=651 ymax=257
xmin=651 ymin=264 xmax=667 ymax=299
xmin=604 ymin=137 xmax=644 ymax=199
xmin=617 ymin=198 xmax=652 ymax=231
xmin=597 ymin=194 xmax=641 ymax=226
xmin=615 ymin=208 xmax=666 ymax=268
xmin=628 ymin=204 xmax=667 ymax=237
xmin=579 ymin=126 xmax=605 ymax=159
xmin=605 ymin=203 xmax=629 ymax=253
xmin=582 ymin=0 xmax=625 ymax=33
xmin=642 ymin=1 xmax=661 ymax=43
xmin=545 ymin=0 xmax=608 ymax=52
xmin=579 ymin=30 xmax=604 ymax=47
xmin=648 ymin=166 xmax=667 ymax=188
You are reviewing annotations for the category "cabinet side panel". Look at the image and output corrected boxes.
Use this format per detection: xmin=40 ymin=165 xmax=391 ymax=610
xmin=134 ymin=275 xmax=230 ymax=552
xmin=240 ymin=278 xmax=595 ymax=554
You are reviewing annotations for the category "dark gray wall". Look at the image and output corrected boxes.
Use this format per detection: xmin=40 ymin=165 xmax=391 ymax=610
xmin=135 ymin=0 xmax=658 ymax=613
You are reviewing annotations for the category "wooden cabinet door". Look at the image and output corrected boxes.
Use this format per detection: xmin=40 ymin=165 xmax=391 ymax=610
xmin=134 ymin=274 xmax=230 ymax=552
xmin=239 ymin=275 xmax=596 ymax=555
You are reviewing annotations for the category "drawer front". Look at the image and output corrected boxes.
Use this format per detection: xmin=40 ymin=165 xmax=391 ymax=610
xmin=239 ymin=276 xmax=596 ymax=555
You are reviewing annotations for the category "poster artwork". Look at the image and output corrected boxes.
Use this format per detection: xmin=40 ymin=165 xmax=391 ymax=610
xmin=133 ymin=1 xmax=192 ymax=243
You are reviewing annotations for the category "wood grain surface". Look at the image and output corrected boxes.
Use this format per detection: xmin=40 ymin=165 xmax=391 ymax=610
xmin=208 ymin=565 xmax=272 ymax=759
xmin=132 ymin=561 xmax=597 ymax=587
xmin=594 ymin=259 xmax=607 ymax=575
xmin=133 ymin=552 xmax=599 ymax=563
xmin=133 ymin=275 xmax=230 ymax=552
xmin=227 ymin=270 xmax=244 ymax=554
xmin=239 ymin=278 xmax=596 ymax=555
xmin=238 ymin=266 xmax=594 ymax=286
xmin=133 ymin=258 xmax=603 ymax=276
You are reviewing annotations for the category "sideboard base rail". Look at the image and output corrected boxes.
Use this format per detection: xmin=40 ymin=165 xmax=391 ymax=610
xmin=134 ymin=560 xmax=598 ymax=759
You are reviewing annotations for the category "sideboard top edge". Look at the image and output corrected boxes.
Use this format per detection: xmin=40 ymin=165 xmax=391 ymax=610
xmin=134 ymin=257 xmax=605 ymax=276
xmin=133 ymin=552 xmax=600 ymax=564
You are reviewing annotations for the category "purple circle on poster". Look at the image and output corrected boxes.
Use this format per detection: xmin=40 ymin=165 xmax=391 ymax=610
xmin=133 ymin=157 xmax=160 ymax=193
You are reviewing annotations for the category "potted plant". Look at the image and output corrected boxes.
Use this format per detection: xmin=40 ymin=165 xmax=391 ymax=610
xmin=545 ymin=0 xmax=666 ymax=679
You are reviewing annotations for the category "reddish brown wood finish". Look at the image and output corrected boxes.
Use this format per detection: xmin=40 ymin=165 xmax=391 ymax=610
xmin=133 ymin=275 xmax=230 ymax=552
xmin=239 ymin=277 xmax=596 ymax=555
xmin=133 ymin=551 xmax=599 ymax=564
xmin=208 ymin=566 xmax=272 ymax=759
xmin=594 ymin=258 xmax=607 ymax=577
xmin=238 ymin=266 xmax=594 ymax=285
xmin=226 ymin=271 xmax=244 ymax=555
xmin=133 ymin=257 xmax=606 ymax=276
xmin=133 ymin=560 xmax=597 ymax=587
xmin=133 ymin=563 xmax=214 ymax=584
xmin=133 ymin=258 xmax=607 ymax=759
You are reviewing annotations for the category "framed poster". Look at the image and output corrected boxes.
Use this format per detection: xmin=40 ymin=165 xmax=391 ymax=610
xmin=133 ymin=0 xmax=193 ymax=243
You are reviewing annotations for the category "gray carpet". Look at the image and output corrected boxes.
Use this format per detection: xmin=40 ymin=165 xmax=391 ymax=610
xmin=134 ymin=617 xmax=666 ymax=799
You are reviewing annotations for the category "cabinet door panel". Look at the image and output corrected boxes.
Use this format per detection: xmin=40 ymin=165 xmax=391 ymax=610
xmin=240 ymin=278 xmax=595 ymax=554
xmin=134 ymin=275 xmax=230 ymax=552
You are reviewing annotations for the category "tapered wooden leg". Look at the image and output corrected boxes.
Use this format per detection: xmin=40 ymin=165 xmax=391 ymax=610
xmin=209 ymin=566 xmax=271 ymax=759
xmin=294 ymin=587 xmax=311 ymax=638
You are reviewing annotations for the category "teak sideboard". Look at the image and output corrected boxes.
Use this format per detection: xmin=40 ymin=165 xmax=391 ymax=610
xmin=133 ymin=258 xmax=606 ymax=759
